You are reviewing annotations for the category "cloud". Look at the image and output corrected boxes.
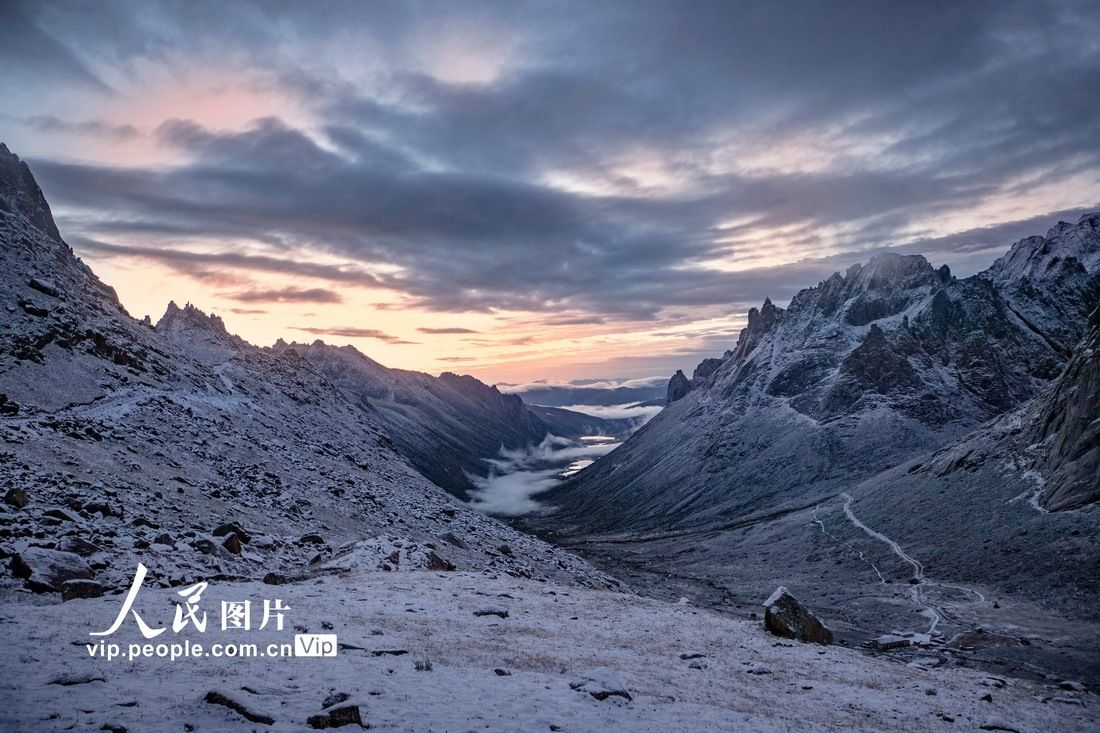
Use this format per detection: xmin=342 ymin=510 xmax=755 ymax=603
xmin=4 ymin=0 xmax=1099 ymax=372
xmin=556 ymin=403 xmax=663 ymax=424
xmin=13 ymin=115 xmax=139 ymax=140
xmin=230 ymin=307 xmax=267 ymax=314
xmin=291 ymin=326 xmax=416 ymax=344
xmin=73 ymin=237 xmax=388 ymax=288
xmin=417 ymin=327 xmax=479 ymax=334
xmin=468 ymin=433 xmax=621 ymax=515
xmin=0 ymin=2 xmax=111 ymax=91
xmin=225 ymin=287 xmax=343 ymax=304
xmin=498 ymin=375 xmax=667 ymax=392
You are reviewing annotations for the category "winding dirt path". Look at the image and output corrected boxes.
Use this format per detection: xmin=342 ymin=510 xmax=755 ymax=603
xmin=836 ymin=492 xmax=985 ymax=637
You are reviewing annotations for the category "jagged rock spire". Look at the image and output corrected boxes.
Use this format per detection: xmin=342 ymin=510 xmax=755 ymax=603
xmin=0 ymin=142 xmax=61 ymax=241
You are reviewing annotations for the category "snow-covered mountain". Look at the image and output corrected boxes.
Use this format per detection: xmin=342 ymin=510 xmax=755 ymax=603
xmin=2 ymin=142 xmax=1096 ymax=728
xmin=544 ymin=219 xmax=1099 ymax=535
xmin=265 ymin=340 xmax=627 ymax=500
xmin=531 ymin=213 xmax=1100 ymax=688
xmin=0 ymin=142 xmax=614 ymax=595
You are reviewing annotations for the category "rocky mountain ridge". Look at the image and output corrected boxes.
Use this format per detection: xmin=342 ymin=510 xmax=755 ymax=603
xmin=268 ymin=339 xmax=627 ymax=499
xmin=546 ymin=216 xmax=1100 ymax=537
xmin=0 ymin=143 xmax=616 ymax=600
xmin=527 ymin=212 xmax=1100 ymax=688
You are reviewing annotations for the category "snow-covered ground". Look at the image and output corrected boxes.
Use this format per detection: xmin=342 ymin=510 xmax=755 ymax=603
xmin=3 ymin=569 xmax=1094 ymax=732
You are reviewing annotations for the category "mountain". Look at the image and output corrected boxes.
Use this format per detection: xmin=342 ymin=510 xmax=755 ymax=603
xmin=530 ymin=215 xmax=1100 ymax=687
xmin=543 ymin=221 xmax=1100 ymax=536
xmin=1024 ymin=302 xmax=1100 ymax=511
xmin=267 ymin=340 xmax=630 ymax=500
xmin=2 ymin=143 xmax=1096 ymax=728
xmin=0 ymin=142 xmax=615 ymax=598
xmin=506 ymin=381 xmax=666 ymax=408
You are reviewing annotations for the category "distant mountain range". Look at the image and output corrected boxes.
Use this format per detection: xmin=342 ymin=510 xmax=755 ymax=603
xmin=503 ymin=380 xmax=667 ymax=409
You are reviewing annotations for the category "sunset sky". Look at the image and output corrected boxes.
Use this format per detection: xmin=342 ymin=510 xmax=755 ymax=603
xmin=2 ymin=0 xmax=1099 ymax=384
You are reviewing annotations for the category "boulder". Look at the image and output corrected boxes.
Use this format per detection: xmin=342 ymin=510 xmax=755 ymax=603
xmin=307 ymin=703 xmax=363 ymax=729
xmin=4 ymin=488 xmax=28 ymax=508
xmin=43 ymin=508 xmax=78 ymax=523
xmin=440 ymin=532 xmax=468 ymax=549
xmin=59 ymin=536 xmax=104 ymax=556
xmin=569 ymin=668 xmax=632 ymax=701
xmin=28 ymin=277 xmax=61 ymax=298
xmin=473 ymin=606 xmax=509 ymax=619
xmin=425 ymin=551 xmax=456 ymax=571
xmin=322 ymin=692 xmax=350 ymax=709
xmin=221 ymin=533 xmax=243 ymax=554
xmin=212 ymin=522 xmax=251 ymax=543
xmin=62 ymin=579 xmax=105 ymax=601
xmin=763 ymin=586 xmax=833 ymax=645
xmin=204 ymin=690 xmax=275 ymax=725
xmin=10 ymin=547 xmax=94 ymax=592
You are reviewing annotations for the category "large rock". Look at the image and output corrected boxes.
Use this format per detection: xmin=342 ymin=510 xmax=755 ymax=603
xmin=58 ymin=536 xmax=104 ymax=556
xmin=665 ymin=370 xmax=693 ymax=405
xmin=62 ymin=579 xmax=105 ymax=601
xmin=307 ymin=703 xmax=363 ymax=729
xmin=763 ymin=586 xmax=833 ymax=645
xmin=569 ymin=667 xmax=632 ymax=701
xmin=4 ymin=488 xmax=28 ymax=508
xmin=10 ymin=547 xmax=94 ymax=593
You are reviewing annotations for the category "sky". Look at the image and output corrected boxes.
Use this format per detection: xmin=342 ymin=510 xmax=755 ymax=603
xmin=2 ymin=0 xmax=1099 ymax=384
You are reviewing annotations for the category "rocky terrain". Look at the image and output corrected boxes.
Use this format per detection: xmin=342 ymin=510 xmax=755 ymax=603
xmin=1 ymin=141 xmax=1096 ymax=730
xmin=533 ymin=213 xmax=1100 ymax=689
xmin=3 ymin=570 xmax=1094 ymax=732
xmin=0 ymin=142 xmax=616 ymax=600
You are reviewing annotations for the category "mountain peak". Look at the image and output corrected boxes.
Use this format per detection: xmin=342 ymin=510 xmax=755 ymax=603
xmin=156 ymin=301 xmax=230 ymax=334
xmin=0 ymin=142 xmax=61 ymax=241
xmin=155 ymin=301 xmax=246 ymax=364
xmin=847 ymin=252 xmax=936 ymax=292
xmin=985 ymin=211 xmax=1100 ymax=285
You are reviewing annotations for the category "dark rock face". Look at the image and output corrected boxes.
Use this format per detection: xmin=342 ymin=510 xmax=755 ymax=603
xmin=763 ymin=587 xmax=833 ymax=645
xmin=731 ymin=297 xmax=784 ymax=363
xmin=666 ymin=370 xmax=693 ymax=405
xmin=0 ymin=143 xmax=60 ymax=241
xmin=692 ymin=358 xmax=724 ymax=383
xmin=10 ymin=548 xmax=94 ymax=593
xmin=1030 ymin=306 xmax=1100 ymax=510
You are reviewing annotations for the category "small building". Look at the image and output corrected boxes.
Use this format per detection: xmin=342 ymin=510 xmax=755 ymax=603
xmin=871 ymin=634 xmax=913 ymax=651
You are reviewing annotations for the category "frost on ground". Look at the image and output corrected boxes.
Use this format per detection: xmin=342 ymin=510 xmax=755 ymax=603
xmin=1 ymin=570 xmax=1094 ymax=732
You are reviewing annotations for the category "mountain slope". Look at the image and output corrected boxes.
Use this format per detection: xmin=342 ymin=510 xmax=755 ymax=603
xmin=267 ymin=340 xmax=627 ymax=500
xmin=542 ymin=218 xmax=1100 ymax=536
xmin=525 ymin=215 xmax=1100 ymax=687
xmin=0 ymin=142 xmax=614 ymax=596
